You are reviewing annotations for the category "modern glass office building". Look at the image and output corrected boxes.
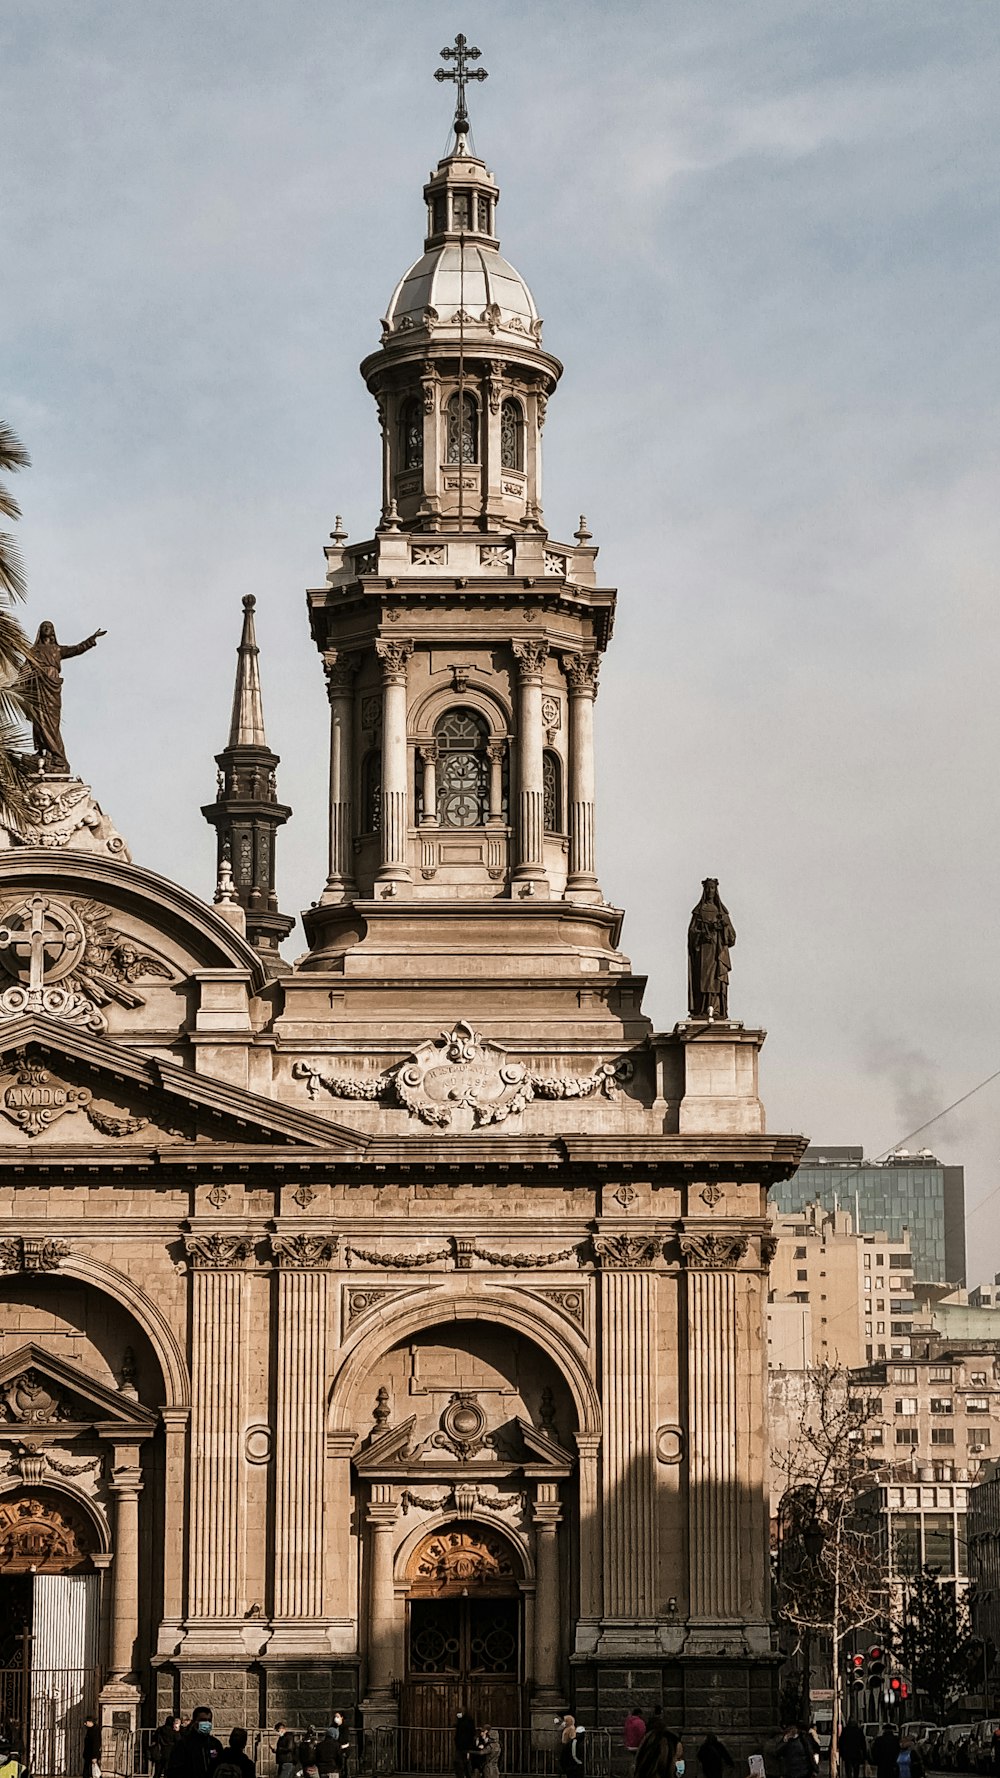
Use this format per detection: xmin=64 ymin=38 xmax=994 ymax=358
xmin=770 ymin=1145 xmax=966 ymax=1284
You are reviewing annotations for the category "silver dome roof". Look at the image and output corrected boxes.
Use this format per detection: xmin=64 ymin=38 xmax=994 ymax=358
xmin=383 ymin=240 xmax=541 ymax=343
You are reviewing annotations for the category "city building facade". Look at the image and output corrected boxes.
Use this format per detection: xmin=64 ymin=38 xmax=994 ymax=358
xmin=771 ymin=1147 xmax=966 ymax=1286
xmin=766 ymin=1204 xmax=915 ymax=1371
xmin=0 ymin=82 xmax=805 ymax=1747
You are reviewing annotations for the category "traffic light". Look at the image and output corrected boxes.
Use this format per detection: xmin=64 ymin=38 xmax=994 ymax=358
xmin=889 ymin=1677 xmax=903 ymax=1706
xmin=850 ymin=1655 xmax=865 ymax=1692
xmin=869 ymin=1647 xmax=886 ymax=1687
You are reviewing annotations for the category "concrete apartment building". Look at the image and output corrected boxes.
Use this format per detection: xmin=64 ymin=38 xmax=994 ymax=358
xmin=851 ymin=1346 xmax=1000 ymax=1479
xmin=968 ymin=1461 xmax=1000 ymax=1664
xmin=766 ymin=1203 xmax=916 ymax=1370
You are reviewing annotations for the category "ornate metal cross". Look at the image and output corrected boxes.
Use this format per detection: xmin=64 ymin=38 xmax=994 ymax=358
xmin=0 ymin=895 xmax=82 ymax=990
xmin=435 ymin=33 xmax=488 ymax=135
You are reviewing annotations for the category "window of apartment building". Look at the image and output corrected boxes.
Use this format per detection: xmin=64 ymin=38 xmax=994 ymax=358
xmin=870 ymin=1428 xmax=884 ymax=1444
xmin=865 ymin=1322 xmax=873 ymax=1338
xmin=876 ymin=1253 xmax=885 ymax=1266
xmin=967 ymin=1397 xmax=989 ymax=1413
xmin=969 ymin=1429 xmax=992 ymax=1449
xmin=792 ymin=1292 xmax=809 ymax=1303
xmin=878 ymin=1343 xmax=887 ymax=1357
xmin=895 ymin=1367 xmax=917 ymax=1383
xmin=796 ymin=1270 xmax=808 ymax=1281
xmin=821 ymin=1316 xmax=828 ymax=1324
xmin=893 ymin=1515 xmax=920 ymax=1571
xmin=970 ymin=1371 xmax=988 ymax=1387
xmin=866 ymin=1344 xmax=874 ymax=1361
xmin=864 ymin=1254 xmax=872 ymax=1269
xmin=890 ymin=1278 xmax=903 ymax=1291
xmin=876 ymin=1300 xmax=886 ymax=1312
xmin=931 ymin=1428 xmax=955 ymax=1445
xmin=891 ymin=1254 xmax=912 ymax=1268
xmin=896 ymin=1398 xmax=918 ymax=1415
xmin=865 ymin=1278 xmax=873 ymax=1292
xmin=794 ymin=1247 xmax=806 ymax=1259
xmin=877 ymin=1322 xmax=885 ymax=1334
xmin=924 ymin=1514 xmax=954 ymax=1570
xmin=931 ymin=1398 xmax=954 ymax=1414
xmin=896 ymin=1428 xmax=919 ymax=1445
xmin=929 ymin=1367 xmax=953 ymax=1382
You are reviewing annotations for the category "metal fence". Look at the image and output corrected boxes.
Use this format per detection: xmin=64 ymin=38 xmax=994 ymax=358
xmin=0 ymin=1666 xmax=101 ymax=1778
xmin=100 ymin=1726 xmax=612 ymax=1778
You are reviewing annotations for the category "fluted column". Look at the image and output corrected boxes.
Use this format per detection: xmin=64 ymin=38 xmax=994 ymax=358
xmin=185 ymin=1235 xmax=251 ymax=1630
xmin=108 ymin=1445 xmax=143 ymax=1679
xmin=326 ymin=1430 xmax=359 ymax=1654
xmin=574 ymin=1433 xmax=602 ymax=1649
xmin=269 ymin=1236 xmax=337 ymax=1642
xmin=512 ymin=640 xmax=547 ymax=879
xmin=594 ymin=1234 xmax=659 ymax=1642
xmin=681 ymin=1231 xmax=749 ymax=1622
xmin=563 ymin=652 xmax=600 ymax=894
xmin=159 ymin=1409 xmax=189 ymax=1634
xmin=364 ymin=1485 xmax=399 ymax=1701
xmin=532 ymin=1482 xmax=563 ymax=1701
xmin=375 ymin=639 xmax=413 ymax=882
xmin=323 ymin=650 xmax=358 ymax=900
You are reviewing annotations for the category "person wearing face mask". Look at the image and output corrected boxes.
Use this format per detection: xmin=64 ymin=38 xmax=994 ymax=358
xmin=167 ymin=1708 xmax=225 ymax=1778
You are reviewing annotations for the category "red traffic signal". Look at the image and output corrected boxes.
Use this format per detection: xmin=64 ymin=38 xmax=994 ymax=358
xmin=890 ymin=1678 xmax=902 ymax=1693
xmin=869 ymin=1647 xmax=883 ymax=1661
xmin=851 ymin=1656 xmax=865 ymax=1671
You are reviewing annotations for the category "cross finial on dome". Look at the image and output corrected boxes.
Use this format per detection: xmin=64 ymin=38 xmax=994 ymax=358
xmin=434 ymin=33 xmax=488 ymax=140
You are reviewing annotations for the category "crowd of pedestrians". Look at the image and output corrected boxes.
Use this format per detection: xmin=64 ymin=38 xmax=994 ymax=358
xmin=143 ymin=1708 xmax=354 ymax=1778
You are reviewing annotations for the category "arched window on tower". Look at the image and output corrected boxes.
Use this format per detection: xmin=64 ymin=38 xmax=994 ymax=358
xmin=400 ymin=398 xmax=423 ymax=470
xmin=361 ymin=751 xmax=382 ymax=835
xmin=543 ymin=750 xmax=564 ymax=833
xmin=446 ymin=393 xmax=479 ymax=466
xmin=434 ymin=708 xmax=490 ymax=828
xmin=500 ymin=399 xmax=524 ymax=472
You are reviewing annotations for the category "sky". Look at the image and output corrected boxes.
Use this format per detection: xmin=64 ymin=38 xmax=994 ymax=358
xmin=3 ymin=2 xmax=999 ymax=1279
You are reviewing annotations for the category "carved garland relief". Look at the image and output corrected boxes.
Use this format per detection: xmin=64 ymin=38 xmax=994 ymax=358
xmin=293 ymin=1020 xmax=632 ymax=1130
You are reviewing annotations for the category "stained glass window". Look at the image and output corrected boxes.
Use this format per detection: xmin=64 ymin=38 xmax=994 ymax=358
xmin=477 ymin=196 xmax=492 ymax=233
xmin=543 ymin=750 xmax=562 ymax=832
xmin=500 ymin=399 xmax=523 ymax=472
xmin=401 ymin=398 xmax=423 ymax=470
xmin=446 ymin=393 xmax=479 ymax=465
xmin=434 ymin=708 xmax=489 ymax=828
xmin=432 ymin=197 xmax=447 ymax=234
xmin=452 ymin=193 xmax=471 ymax=230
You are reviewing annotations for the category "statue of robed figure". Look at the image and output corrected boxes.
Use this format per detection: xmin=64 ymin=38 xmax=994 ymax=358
xmin=687 ymin=878 xmax=736 ymax=1020
xmin=18 ymin=621 xmax=106 ymax=774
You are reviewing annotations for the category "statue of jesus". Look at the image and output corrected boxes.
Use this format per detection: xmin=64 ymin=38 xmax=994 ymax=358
xmin=19 ymin=621 xmax=106 ymax=774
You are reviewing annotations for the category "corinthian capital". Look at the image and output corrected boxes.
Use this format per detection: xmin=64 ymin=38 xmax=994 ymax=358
xmin=184 ymin=1234 xmax=254 ymax=1270
xmin=512 ymin=639 xmax=548 ymax=679
xmin=375 ymin=639 xmax=414 ymax=683
xmin=562 ymin=652 xmax=601 ymax=696
xmin=679 ymin=1232 xmax=748 ymax=1269
xmin=592 ymin=1233 xmax=659 ymax=1268
xmin=323 ymin=650 xmax=359 ymax=698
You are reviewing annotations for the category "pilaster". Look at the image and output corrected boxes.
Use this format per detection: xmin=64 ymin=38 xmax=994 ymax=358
xmin=512 ymin=639 xmax=547 ymax=883
xmin=376 ymin=639 xmax=413 ymax=882
xmin=594 ymin=1232 xmax=660 ymax=1652
xmin=322 ymin=649 xmax=359 ymax=901
xmin=563 ymin=651 xmax=600 ymax=901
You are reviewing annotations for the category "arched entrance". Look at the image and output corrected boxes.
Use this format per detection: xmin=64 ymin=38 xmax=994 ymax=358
xmin=0 ymin=1488 xmax=103 ymax=1777
xmin=402 ymin=1524 xmax=525 ymax=1729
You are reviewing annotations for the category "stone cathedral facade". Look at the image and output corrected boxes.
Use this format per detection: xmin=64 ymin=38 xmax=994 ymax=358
xmin=0 ymin=96 xmax=804 ymax=1750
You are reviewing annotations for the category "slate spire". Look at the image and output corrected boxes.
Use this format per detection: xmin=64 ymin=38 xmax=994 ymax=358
xmin=203 ymin=596 xmax=293 ymax=972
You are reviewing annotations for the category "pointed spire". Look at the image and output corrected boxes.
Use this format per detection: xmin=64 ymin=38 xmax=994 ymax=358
xmin=228 ymin=595 xmax=268 ymax=748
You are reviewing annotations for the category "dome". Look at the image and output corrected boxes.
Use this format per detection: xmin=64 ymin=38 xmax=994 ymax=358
xmin=382 ymin=240 xmax=541 ymax=346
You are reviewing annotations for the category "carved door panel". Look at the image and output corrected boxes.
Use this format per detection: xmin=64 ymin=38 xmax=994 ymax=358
xmin=403 ymin=1597 xmax=522 ymax=1731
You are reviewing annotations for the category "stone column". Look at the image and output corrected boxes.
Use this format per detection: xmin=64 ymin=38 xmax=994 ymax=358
xmin=532 ymin=1482 xmax=563 ymax=1702
xmin=512 ymin=640 xmax=547 ymax=880
xmin=108 ymin=1445 xmax=143 ymax=1679
xmin=158 ymin=1409 xmax=189 ymax=1639
xmin=269 ymin=1235 xmax=338 ymax=1650
xmin=574 ymin=1433 xmax=602 ymax=1652
xmin=375 ymin=640 xmax=413 ymax=883
xmin=594 ymin=1233 xmax=660 ymax=1650
xmin=184 ymin=1234 xmax=252 ymax=1642
xmin=486 ymin=742 xmax=505 ymax=826
xmin=563 ymin=652 xmax=600 ymax=895
xmin=326 ymin=1430 xmax=359 ymax=1654
xmin=681 ymin=1231 xmax=751 ymax=1635
xmin=323 ymin=649 xmax=358 ymax=901
xmin=419 ymin=743 xmax=439 ymax=825
xmin=363 ymin=1485 xmax=400 ymax=1723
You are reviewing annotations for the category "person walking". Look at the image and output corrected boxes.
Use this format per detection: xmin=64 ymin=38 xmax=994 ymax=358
xmin=316 ymin=1731 xmax=339 ymax=1778
xmin=274 ymin=1728 xmax=295 ymax=1778
xmin=167 ymin=1708 xmax=225 ymax=1778
xmin=82 ymin=1716 xmax=101 ymax=1778
xmin=224 ymin=1730 xmax=255 ymax=1778
xmin=773 ymin=1726 xmax=819 ymax=1778
xmin=871 ymin=1726 xmax=900 ymax=1778
xmin=152 ymin=1717 xmax=181 ymax=1778
xmin=635 ymin=1720 xmax=682 ymax=1778
xmin=697 ymin=1731 xmax=734 ymax=1778
xmin=332 ymin=1715 xmax=351 ymax=1778
xmin=476 ymin=1726 xmax=500 ymax=1778
xmin=624 ymin=1712 xmax=646 ymax=1762
xmin=454 ymin=1712 xmax=478 ymax=1778
xmin=838 ymin=1720 xmax=868 ymax=1778
xmin=896 ymin=1738 xmax=923 ymax=1778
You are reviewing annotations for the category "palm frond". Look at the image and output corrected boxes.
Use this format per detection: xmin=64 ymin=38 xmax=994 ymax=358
xmin=0 ymin=487 xmax=22 ymax=523
xmin=0 ymin=534 xmax=28 ymax=602
xmin=0 ymin=424 xmax=30 ymax=475
xmin=0 ymin=607 xmax=31 ymax=678
xmin=0 ymin=722 xmax=35 ymax=826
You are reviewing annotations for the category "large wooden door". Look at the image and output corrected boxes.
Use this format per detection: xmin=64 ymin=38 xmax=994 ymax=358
xmin=400 ymin=1524 xmax=524 ymax=1731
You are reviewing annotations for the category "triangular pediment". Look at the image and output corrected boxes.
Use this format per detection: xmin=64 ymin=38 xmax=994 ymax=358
xmin=0 ymin=1343 xmax=158 ymax=1431
xmin=515 ymin=1416 xmax=576 ymax=1473
xmin=0 ymin=1017 xmax=367 ymax=1153
xmin=353 ymin=1416 xmax=417 ymax=1470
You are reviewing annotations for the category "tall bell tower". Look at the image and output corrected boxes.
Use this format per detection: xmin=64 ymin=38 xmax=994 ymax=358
xmin=302 ymin=56 xmax=633 ymax=1035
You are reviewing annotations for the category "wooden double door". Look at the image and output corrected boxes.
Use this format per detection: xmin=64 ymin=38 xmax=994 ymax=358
xmin=402 ymin=1594 xmax=524 ymax=1730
